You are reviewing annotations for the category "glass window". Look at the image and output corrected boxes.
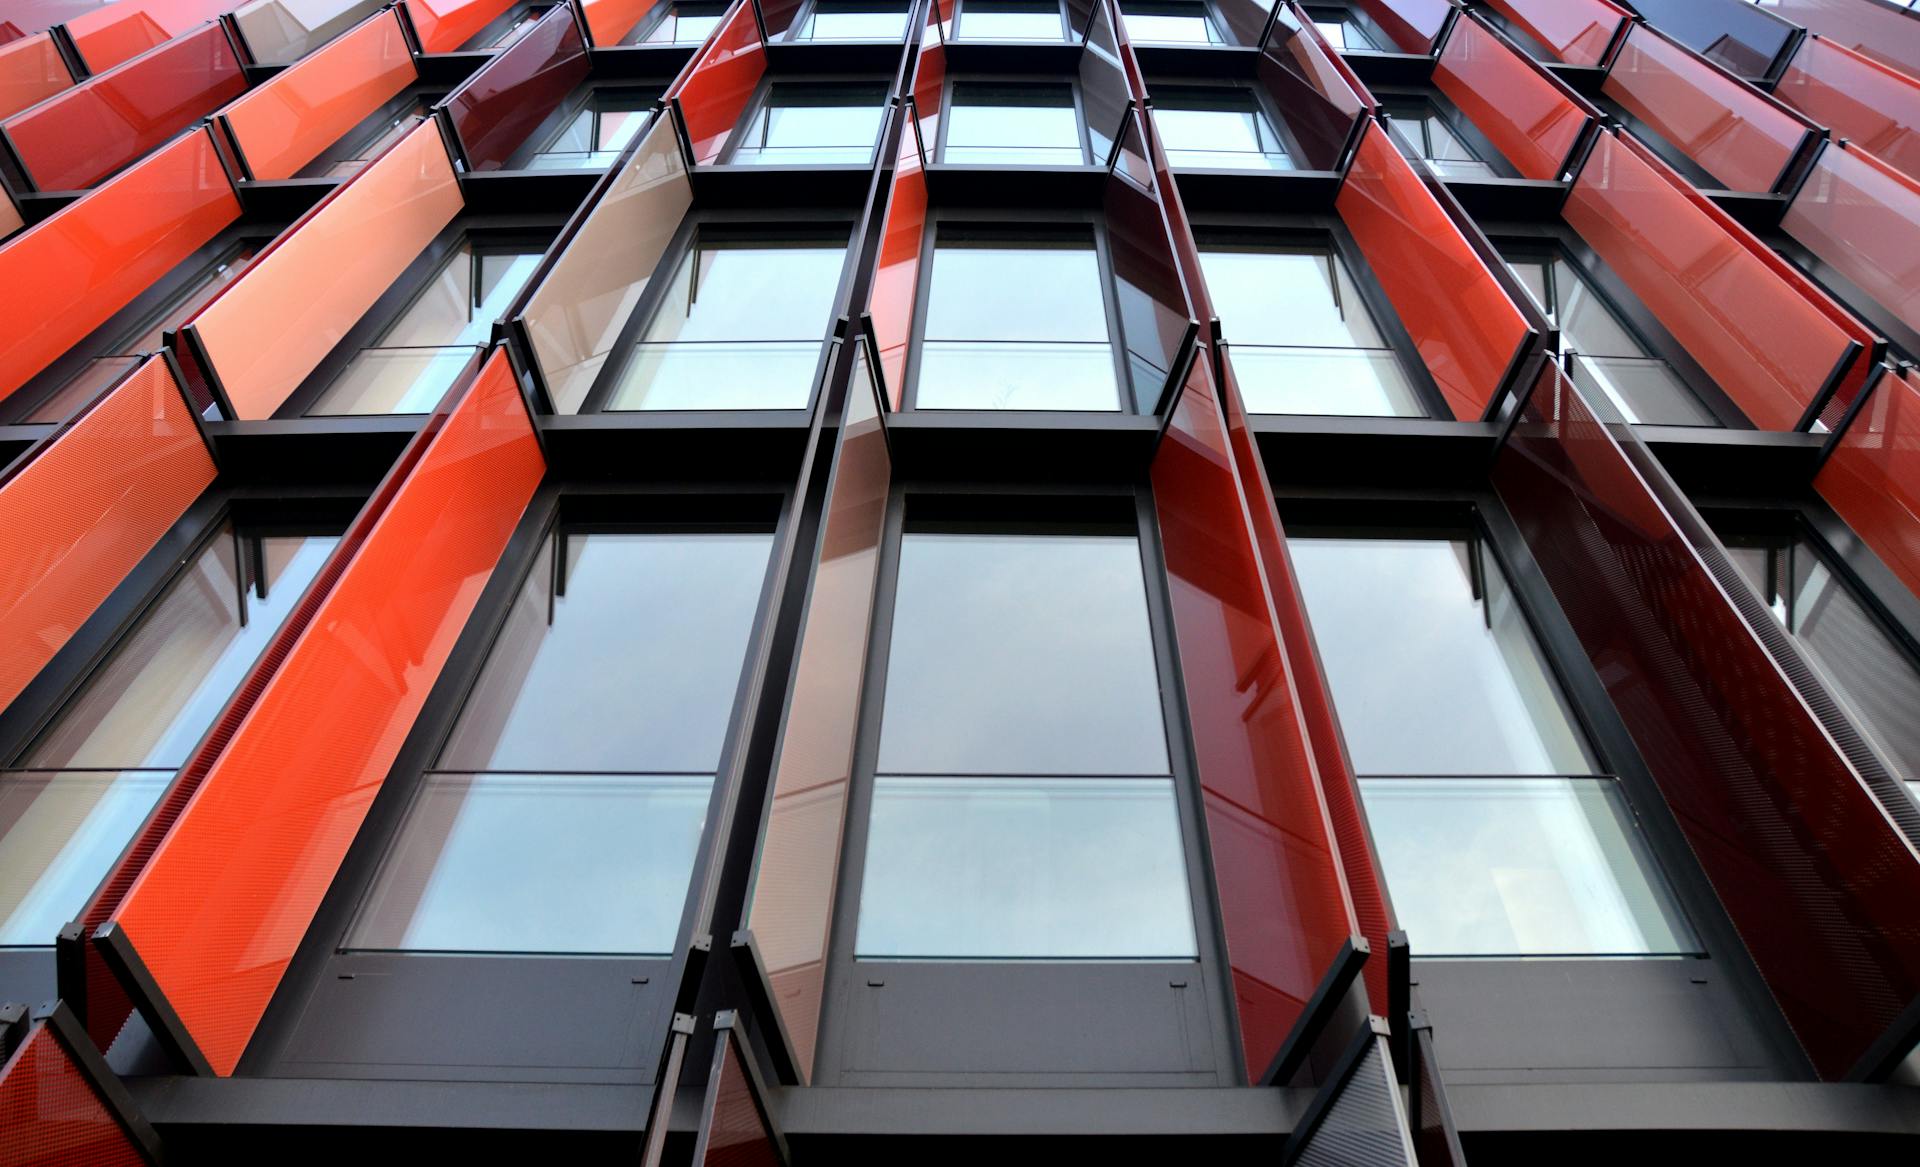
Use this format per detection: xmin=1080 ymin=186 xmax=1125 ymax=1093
xmin=1505 ymin=253 xmax=1719 ymax=427
xmin=320 ymin=104 xmax=433 ymax=179
xmin=526 ymin=101 xmax=652 ymax=170
xmin=1199 ymin=241 xmax=1423 ymax=416
xmin=1119 ymin=0 xmax=1222 ymax=44
xmin=1717 ymin=526 xmax=1920 ymax=787
xmin=633 ymin=1 xmax=727 ymax=43
xmin=915 ymin=234 xmax=1122 ymax=411
xmin=792 ymin=0 xmax=910 ymax=40
xmin=608 ymin=237 xmax=846 ymax=410
xmin=0 ymin=524 xmax=338 ymax=946
xmin=26 ymin=242 xmax=260 ymax=424
xmin=347 ymin=529 xmax=774 ymax=954
xmin=482 ymin=6 xmax=546 ymax=49
xmin=855 ymin=529 xmax=1196 ymax=959
xmin=942 ymin=83 xmax=1086 ymax=166
xmin=1383 ymin=101 xmax=1501 ymax=180
xmin=957 ymin=0 xmax=1067 ymax=41
xmin=728 ymin=82 xmax=889 ymax=166
xmin=309 ymin=241 xmax=543 ymax=416
xmin=1152 ymin=87 xmax=1293 ymax=171
xmin=1311 ymin=14 xmax=1375 ymax=49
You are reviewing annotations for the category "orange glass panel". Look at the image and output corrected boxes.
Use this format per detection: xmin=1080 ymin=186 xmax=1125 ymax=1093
xmin=1819 ymin=368 xmax=1920 ymax=603
xmin=3 ymin=22 xmax=245 ymax=192
xmin=1435 ymin=12 xmax=1593 ymax=182
xmin=0 ymin=356 xmax=216 ymax=716
xmin=0 ymin=32 xmax=72 ymax=122
xmin=0 ymin=128 xmax=239 ymax=404
xmin=744 ymin=362 xmax=890 ymax=1082
xmin=1783 ymin=143 xmax=1920 ymax=343
xmin=1566 ymin=130 xmax=1870 ymax=431
xmin=1480 ymin=0 xmax=1627 ymax=68
xmin=63 ymin=0 xmax=230 ymax=73
xmin=692 ymin=1027 xmax=782 ymax=1164
xmin=403 ymin=0 xmax=516 ymax=54
xmin=517 ymin=114 xmax=690 ymax=412
xmin=1350 ymin=0 xmax=1449 ymax=54
xmin=1336 ymin=120 xmax=1532 ymax=421
xmin=1601 ymin=23 xmax=1812 ymax=194
xmin=1152 ymin=348 xmax=1363 ymax=1078
xmin=185 ymin=119 xmax=464 ymax=419
xmin=106 ymin=349 xmax=544 ymax=1077
xmin=0 ymin=1017 xmax=150 ymax=1167
xmin=1778 ymin=37 xmax=1920 ymax=183
xmin=219 ymin=8 xmax=415 ymax=181
xmin=581 ymin=0 xmax=665 ymax=45
xmin=0 ymin=187 xmax=19 ymax=239
xmin=667 ymin=0 xmax=762 ymax=165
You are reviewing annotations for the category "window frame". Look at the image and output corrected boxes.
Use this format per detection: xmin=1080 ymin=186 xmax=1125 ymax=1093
xmin=719 ymin=74 xmax=895 ymax=169
xmin=935 ymin=74 xmax=1098 ymax=169
xmin=1146 ymin=79 xmax=1306 ymax=173
xmin=783 ymin=0 xmax=915 ymax=42
xmin=953 ymin=0 xmax=1074 ymax=42
xmin=1376 ymin=93 xmax=1523 ymax=182
xmin=508 ymin=81 xmax=663 ymax=172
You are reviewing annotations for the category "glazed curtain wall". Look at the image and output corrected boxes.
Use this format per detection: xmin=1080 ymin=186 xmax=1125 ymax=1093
xmin=100 ymin=350 xmax=545 ymax=1076
xmin=441 ymin=3 xmax=589 ymax=171
xmin=1479 ymin=0 xmax=1628 ymax=68
xmin=1433 ymin=10 xmax=1597 ymax=182
xmin=1776 ymin=36 xmax=1920 ymax=183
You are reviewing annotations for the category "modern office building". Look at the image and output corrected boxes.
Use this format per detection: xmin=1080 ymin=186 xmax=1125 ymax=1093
xmin=0 ymin=0 xmax=1918 ymax=1161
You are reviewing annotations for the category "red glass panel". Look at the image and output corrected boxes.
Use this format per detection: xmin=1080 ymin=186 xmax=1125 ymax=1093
xmin=443 ymin=4 xmax=588 ymax=171
xmin=1152 ymin=348 xmax=1365 ymax=1078
xmin=62 ymin=0 xmax=230 ymax=73
xmin=219 ymin=8 xmax=416 ymax=181
xmin=666 ymin=0 xmax=763 ymax=165
xmin=1783 ymin=143 xmax=1920 ymax=345
xmin=692 ymin=1027 xmax=783 ymax=1165
xmin=1252 ymin=4 xmax=1370 ymax=171
xmin=1601 ymin=23 xmax=1812 ymax=194
xmin=0 ymin=32 xmax=72 ymax=122
xmin=581 ymin=0 xmax=666 ymax=45
xmin=0 ymin=185 xmax=19 ymax=238
xmin=1434 ymin=11 xmax=1594 ymax=182
xmin=1778 ymin=36 xmax=1920 ymax=183
xmin=1819 ymin=367 xmax=1920 ymax=605
xmin=402 ymin=0 xmax=516 ymax=54
xmin=1762 ymin=0 xmax=1920 ymax=81
xmin=867 ymin=8 xmax=938 ymax=408
xmin=0 ymin=356 xmax=216 ymax=716
xmin=1565 ymin=130 xmax=1870 ymax=430
xmin=105 ymin=349 xmax=544 ymax=1076
xmin=1336 ymin=120 xmax=1532 ymax=420
xmin=0 ymin=128 xmax=239 ymax=404
xmin=1350 ymin=0 xmax=1449 ymax=54
xmin=1479 ymin=0 xmax=1627 ymax=68
xmin=1494 ymin=364 xmax=1920 ymax=1080
xmin=0 ymin=1019 xmax=150 ymax=1167
xmin=3 ymin=22 xmax=245 ymax=192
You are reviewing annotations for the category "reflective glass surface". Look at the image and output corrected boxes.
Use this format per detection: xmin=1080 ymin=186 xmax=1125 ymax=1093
xmin=0 ymin=769 xmax=172 ymax=946
xmin=635 ymin=2 xmax=725 ymax=43
xmin=1288 ymin=536 xmax=1597 ymax=775
xmin=1384 ymin=104 xmax=1500 ymax=179
xmin=793 ymin=0 xmax=910 ymax=39
xmin=1200 ymin=243 xmax=1423 ymax=416
xmin=957 ymin=0 xmax=1066 ymax=40
xmin=1313 ymin=17 xmax=1375 ymax=50
xmin=915 ymin=238 xmax=1120 ymax=410
xmin=729 ymin=83 xmax=888 ymax=165
xmin=527 ymin=105 xmax=648 ymax=169
xmin=1362 ymin=777 xmax=1697 ymax=956
xmin=608 ymin=240 xmax=844 ymax=410
xmin=943 ymin=83 xmax=1085 ymax=165
xmin=1152 ymin=87 xmax=1293 ymax=170
xmin=1119 ymin=1 xmax=1221 ymax=44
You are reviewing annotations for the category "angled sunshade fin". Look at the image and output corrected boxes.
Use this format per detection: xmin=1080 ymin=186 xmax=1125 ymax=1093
xmin=1 ymin=21 xmax=247 ymax=192
xmin=0 ymin=125 xmax=241 ymax=406
xmin=1619 ymin=0 xmax=1799 ymax=80
xmin=513 ymin=111 xmax=692 ymax=413
xmin=61 ymin=0 xmax=236 ymax=73
xmin=1493 ymin=360 xmax=1920 ymax=1080
xmin=98 ymin=348 xmax=546 ymax=1077
xmin=1335 ymin=118 xmax=1535 ymax=421
xmin=690 ymin=1014 xmax=790 ymax=1163
xmin=1758 ymin=0 xmax=1920 ymax=82
xmin=1775 ymin=35 xmax=1920 ymax=183
xmin=229 ymin=0 xmax=389 ymax=65
xmin=178 ymin=117 xmax=465 ymax=420
xmin=1349 ymin=0 xmax=1451 ymax=55
xmin=1253 ymin=3 xmax=1371 ymax=172
xmin=1817 ymin=365 xmax=1920 ymax=606
xmin=0 ymin=1005 xmax=162 ymax=1166
xmin=0 ymin=31 xmax=74 ymax=122
xmin=216 ymin=6 xmax=418 ymax=182
xmin=1782 ymin=141 xmax=1920 ymax=360
xmin=666 ymin=0 xmax=766 ymax=165
xmin=1433 ymin=9 xmax=1597 ymax=182
xmin=441 ymin=3 xmax=589 ymax=171
xmin=402 ymin=0 xmax=519 ymax=54
xmin=580 ymin=0 xmax=668 ymax=46
xmin=1478 ymin=0 xmax=1629 ymax=68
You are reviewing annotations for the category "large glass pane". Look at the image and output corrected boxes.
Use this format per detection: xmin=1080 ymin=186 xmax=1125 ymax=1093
xmin=793 ymin=0 xmax=910 ymax=40
xmin=877 ymin=532 xmax=1171 ymax=774
xmin=1152 ymin=88 xmax=1293 ymax=171
xmin=943 ymin=84 xmax=1085 ymax=166
xmin=1312 ymin=16 xmax=1375 ymax=50
xmin=729 ymin=83 xmax=888 ymax=165
xmin=607 ymin=240 xmax=844 ymax=410
xmin=1384 ymin=105 xmax=1500 ymax=179
xmin=438 ymin=532 xmax=775 ymax=772
xmin=915 ymin=239 xmax=1120 ymax=410
xmin=1200 ymin=243 xmax=1423 ymax=416
xmin=1362 ymin=776 xmax=1696 ymax=956
xmin=527 ymin=104 xmax=649 ymax=170
xmin=856 ymin=776 xmax=1198 ymax=958
xmin=345 ymin=772 xmax=712 ymax=954
xmin=957 ymin=0 xmax=1066 ymax=40
xmin=1288 ymin=536 xmax=1598 ymax=775
xmin=1119 ymin=1 xmax=1221 ymax=44
xmin=0 ymin=769 xmax=172 ymax=946
xmin=634 ymin=1 xmax=726 ymax=43
xmin=25 ymin=528 xmax=339 ymax=770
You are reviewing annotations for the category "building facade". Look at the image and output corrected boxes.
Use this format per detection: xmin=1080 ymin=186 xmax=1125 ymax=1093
xmin=1 ymin=0 xmax=1919 ymax=1161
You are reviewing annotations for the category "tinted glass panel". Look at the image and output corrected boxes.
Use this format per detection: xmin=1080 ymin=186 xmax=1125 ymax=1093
xmin=1288 ymin=536 xmax=1596 ymax=775
xmin=944 ymin=83 xmax=1085 ymax=165
xmin=1362 ymin=776 xmax=1696 ymax=955
xmin=729 ymin=83 xmax=887 ymax=165
xmin=1201 ymin=243 xmax=1423 ymax=416
xmin=1153 ymin=87 xmax=1293 ymax=170
xmin=793 ymin=0 xmax=910 ymax=39
xmin=608 ymin=239 xmax=844 ymax=410
xmin=958 ymin=0 xmax=1065 ymax=40
xmin=1120 ymin=1 xmax=1221 ymax=43
xmin=915 ymin=237 xmax=1120 ymax=410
